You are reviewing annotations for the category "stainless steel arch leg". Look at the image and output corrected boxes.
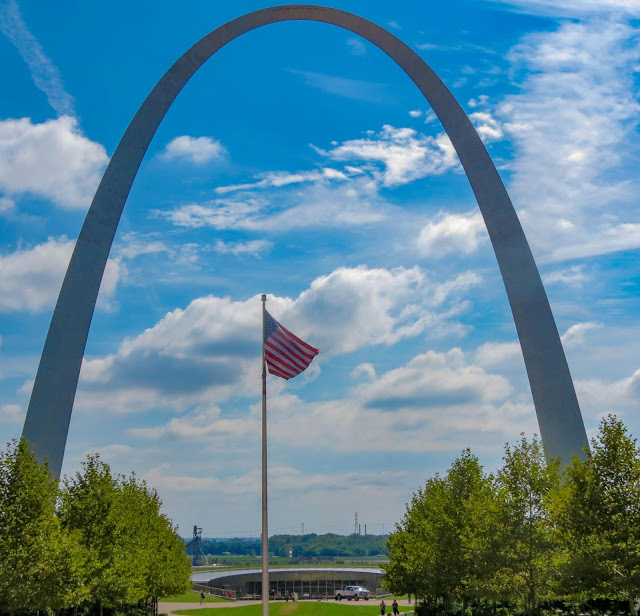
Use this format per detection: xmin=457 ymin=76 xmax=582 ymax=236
xmin=22 ymin=5 xmax=588 ymax=478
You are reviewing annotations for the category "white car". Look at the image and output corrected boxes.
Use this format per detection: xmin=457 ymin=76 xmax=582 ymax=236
xmin=335 ymin=586 xmax=370 ymax=601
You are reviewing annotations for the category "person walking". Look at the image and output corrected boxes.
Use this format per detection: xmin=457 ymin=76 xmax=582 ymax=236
xmin=380 ymin=600 xmax=386 ymax=615
xmin=392 ymin=599 xmax=399 ymax=615
xmin=199 ymin=591 xmax=205 ymax=605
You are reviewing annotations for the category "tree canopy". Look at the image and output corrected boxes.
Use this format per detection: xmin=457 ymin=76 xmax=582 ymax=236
xmin=385 ymin=417 xmax=640 ymax=616
xmin=0 ymin=439 xmax=190 ymax=616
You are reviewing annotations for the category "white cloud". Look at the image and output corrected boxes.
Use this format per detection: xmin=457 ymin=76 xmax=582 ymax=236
xmin=491 ymin=0 xmax=640 ymax=17
xmin=417 ymin=211 xmax=486 ymax=257
xmin=543 ymin=265 xmax=587 ymax=287
xmin=575 ymin=367 xmax=640 ymax=418
xmin=0 ymin=116 xmax=108 ymax=208
xmin=0 ymin=0 xmax=75 ymax=116
xmin=346 ymin=37 xmax=367 ymax=55
xmin=158 ymin=177 xmax=389 ymax=231
xmin=115 ymin=232 xmax=173 ymax=260
xmin=75 ymin=265 xmax=480 ymax=413
xmin=0 ymin=237 xmax=120 ymax=312
xmin=409 ymin=110 xmax=423 ymax=118
xmin=475 ymin=341 xmax=523 ymax=368
xmin=561 ymin=321 xmax=603 ymax=347
xmin=0 ymin=403 xmax=24 ymax=424
xmin=132 ymin=349 xmax=532 ymax=459
xmin=213 ymin=239 xmax=272 ymax=257
xmin=357 ymin=349 xmax=512 ymax=410
xmin=499 ymin=20 xmax=640 ymax=261
xmin=469 ymin=111 xmax=504 ymax=143
xmin=468 ymin=95 xmax=490 ymax=108
xmin=351 ymin=363 xmax=376 ymax=380
xmin=214 ymin=168 xmax=347 ymax=195
xmin=315 ymin=124 xmax=459 ymax=186
xmin=160 ymin=135 xmax=226 ymax=164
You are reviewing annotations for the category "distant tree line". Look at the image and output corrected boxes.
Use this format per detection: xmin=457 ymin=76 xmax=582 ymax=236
xmin=384 ymin=415 xmax=640 ymax=616
xmin=0 ymin=439 xmax=191 ymax=616
xmin=269 ymin=532 xmax=388 ymax=558
xmin=198 ymin=532 xmax=389 ymax=558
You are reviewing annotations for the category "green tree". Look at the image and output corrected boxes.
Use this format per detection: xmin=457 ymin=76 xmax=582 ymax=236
xmin=463 ymin=471 xmax=510 ymax=608
xmin=496 ymin=434 xmax=561 ymax=615
xmin=385 ymin=474 xmax=448 ymax=602
xmin=555 ymin=415 xmax=640 ymax=614
xmin=59 ymin=455 xmax=190 ymax=613
xmin=385 ymin=450 xmax=495 ymax=610
xmin=0 ymin=439 xmax=86 ymax=615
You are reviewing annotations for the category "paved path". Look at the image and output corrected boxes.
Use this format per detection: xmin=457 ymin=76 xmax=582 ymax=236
xmin=159 ymin=600 xmax=416 ymax=614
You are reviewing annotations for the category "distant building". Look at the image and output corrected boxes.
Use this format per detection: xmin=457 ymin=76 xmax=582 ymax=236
xmin=191 ymin=566 xmax=383 ymax=598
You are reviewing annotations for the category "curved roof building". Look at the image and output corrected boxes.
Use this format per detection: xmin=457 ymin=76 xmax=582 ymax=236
xmin=191 ymin=566 xmax=384 ymax=599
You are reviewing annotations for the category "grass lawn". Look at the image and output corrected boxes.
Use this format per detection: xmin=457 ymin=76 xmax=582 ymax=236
xmin=161 ymin=591 xmax=228 ymax=603
xmin=173 ymin=602 xmax=413 ymax=616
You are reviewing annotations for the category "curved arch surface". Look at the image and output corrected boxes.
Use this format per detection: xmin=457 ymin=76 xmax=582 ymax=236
xmin=22 ymin=5 xmax=588 ymax=478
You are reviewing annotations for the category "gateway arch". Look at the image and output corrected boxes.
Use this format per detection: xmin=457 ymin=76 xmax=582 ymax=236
xmin=21 ymin=5 xmax=589 ymax=479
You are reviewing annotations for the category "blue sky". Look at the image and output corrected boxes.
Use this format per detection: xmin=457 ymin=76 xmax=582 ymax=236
xmin=0 ymin=0 xmax=639 ymax=538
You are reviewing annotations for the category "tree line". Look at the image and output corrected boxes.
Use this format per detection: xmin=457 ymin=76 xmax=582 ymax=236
xmin=198 ymin=533 xmax=389 ymax=558
xmin=0 ymin=439 xmax=191 ymax=616
xmin=269 ymin=532 xmax=388 ymax=558
xmin=384 ymin=415 xmax=640 ymax=616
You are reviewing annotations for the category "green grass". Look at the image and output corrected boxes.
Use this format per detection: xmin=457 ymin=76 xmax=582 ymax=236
xmin=160 ymin=591 xmax=228 ymax=603
xmin=173 ymin=602 xmax=413 ymax=616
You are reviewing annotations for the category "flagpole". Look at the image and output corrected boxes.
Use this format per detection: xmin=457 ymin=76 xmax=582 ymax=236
xmin=261 ymin=294 xmax=269 ymax=616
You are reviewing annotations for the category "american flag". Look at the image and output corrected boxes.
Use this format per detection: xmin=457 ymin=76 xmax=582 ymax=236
xmin=263 ymin=310 xmax=319 ymax=380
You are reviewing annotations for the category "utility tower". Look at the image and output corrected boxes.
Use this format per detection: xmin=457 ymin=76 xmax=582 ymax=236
xmin=186 ymin=525 xmax=208 ymax=566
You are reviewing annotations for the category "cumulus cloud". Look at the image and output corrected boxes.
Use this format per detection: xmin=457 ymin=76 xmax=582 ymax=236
xmin=0 ymin=237 xmax=120 ymax=312
xmin=315 ymin=125 xmax=459 ymax=187
xmin=417 ymin=211 xmax=487 ymax=257
xmin=75 ymin=265 xmax=480 ymax=413
xmin=357 ymin=349 xmax=512 ymax=410
xmin=132 ymin=349 xmax=532 ymax=458
xmin=469 ymin=111 xmax=504 ymax=143
xmin=160 ymin=135 xmax=226 ymax=164
xmin=475 ymin=341 xmax=523 ymax=368
xmin=0 ymin=116 xmax=108 ymax=208
xmin=575 ymin=367 xmax=640 ymax=418
xmin=561 ymin=321 xmax=603 ymax=347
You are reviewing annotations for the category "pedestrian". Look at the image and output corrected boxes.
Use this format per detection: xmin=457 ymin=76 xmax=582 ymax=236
xmin=380 ymin=600 xmax=386 ymax=615
xmin=199 ymin=591 xmax=205 ymax=605
xmin=285 ymin=591 xmax=289 ymax=602
xmin=407 ymin=593 xmax=412 ymax=604
xmin=392 ymin=599 xmax=399 ymax=615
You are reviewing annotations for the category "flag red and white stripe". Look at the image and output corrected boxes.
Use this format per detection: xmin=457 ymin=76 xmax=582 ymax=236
xmin=263 ymin=309 xmax=318 ymax=380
